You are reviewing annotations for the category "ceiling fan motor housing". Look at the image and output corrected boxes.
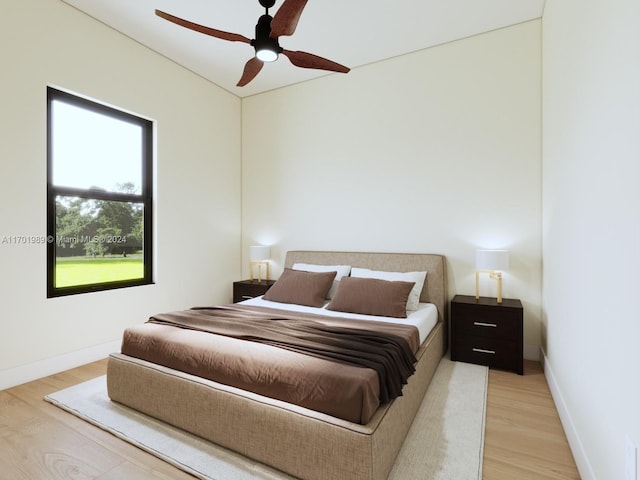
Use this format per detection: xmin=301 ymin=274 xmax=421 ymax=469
xmin=252 ymin=14 xmax=283 ymax=60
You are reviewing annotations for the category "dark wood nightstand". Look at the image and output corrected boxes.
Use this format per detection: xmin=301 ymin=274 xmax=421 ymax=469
xmin=450 ymin=294 xmax=523 ymax=375
xmin=233 ymin=279 xmax=276 ymax=303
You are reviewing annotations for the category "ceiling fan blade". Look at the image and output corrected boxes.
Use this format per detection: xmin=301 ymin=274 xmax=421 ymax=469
xmin=282 ymin=50 xmax=350 ymax=73
xmin=155 ymin=10 xmax=251 ymax=44
xmin=237 ymin=57 xmax=264 ymax=87
xmin=270 ymin=0 xmax=308 ymax=38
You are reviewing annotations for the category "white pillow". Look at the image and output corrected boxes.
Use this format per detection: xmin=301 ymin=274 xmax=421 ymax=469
xmin=292 ymin=263 xmax=352 ymax=299
xmin=350 ymin=267 xmax=427 ymax=311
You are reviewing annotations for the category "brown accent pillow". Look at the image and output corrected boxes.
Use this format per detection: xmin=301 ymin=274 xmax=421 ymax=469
xmin=263 ymin=268 xmax=337 ymax=307
xmin=326 ymin=276 xmax=415 ymax=318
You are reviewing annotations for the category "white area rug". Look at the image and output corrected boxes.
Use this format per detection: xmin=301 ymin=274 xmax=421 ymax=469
xmin=45 ymin=357 xmax=487 ymax=480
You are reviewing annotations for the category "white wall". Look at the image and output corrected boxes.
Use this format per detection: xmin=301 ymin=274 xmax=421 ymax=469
xmin=0 ymin=0 xmax=241 ymax=388
xmin=242 ymin=21 xmax=543 ymax=359
xmin=542 ymin=0 xmax=640 ymax=478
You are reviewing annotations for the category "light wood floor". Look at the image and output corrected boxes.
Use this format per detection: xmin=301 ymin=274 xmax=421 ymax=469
xmin=0 ymin=359 xmax=580 ymax=479
xmin=484 ymin=361 xmax=580 ymax=479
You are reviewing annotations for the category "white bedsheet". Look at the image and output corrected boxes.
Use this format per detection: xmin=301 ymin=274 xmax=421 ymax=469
xmin=239 ymin=296 xmax=438 ymax=345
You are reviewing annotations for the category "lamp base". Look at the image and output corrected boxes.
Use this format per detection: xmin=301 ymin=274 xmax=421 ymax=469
xmin=475 ymin=270 xmax=503 ymax=304
xmin=250 ymin=261 xmax=269 ymax=282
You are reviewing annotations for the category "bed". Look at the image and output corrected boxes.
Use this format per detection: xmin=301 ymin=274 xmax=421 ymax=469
xmin=106 ymin=251 xmax=448 ymax=480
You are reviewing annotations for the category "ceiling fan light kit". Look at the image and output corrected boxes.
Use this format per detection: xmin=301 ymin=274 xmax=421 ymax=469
xmin=155 ymin=0 xmax=350 ymax=87
xmin=256 ymin=48 xmax=278 ymax=62
xmin=253 ymin=12 xmax=281 ymax=62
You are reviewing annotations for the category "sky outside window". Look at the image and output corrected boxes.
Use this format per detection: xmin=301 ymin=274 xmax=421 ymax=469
xmin=51 ymin=99 xmax=142 ymax=194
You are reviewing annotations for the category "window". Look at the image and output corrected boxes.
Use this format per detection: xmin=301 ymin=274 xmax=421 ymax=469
xmin=47 ymin=87 xmax=153 ymax=297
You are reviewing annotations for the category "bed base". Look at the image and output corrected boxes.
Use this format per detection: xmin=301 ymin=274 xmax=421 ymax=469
xmin=107 ymin=321 xmax=443 ymax=480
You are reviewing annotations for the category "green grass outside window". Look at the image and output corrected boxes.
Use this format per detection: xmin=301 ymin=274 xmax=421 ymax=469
xmin=55 ymin=255 xmax=144 ymax=288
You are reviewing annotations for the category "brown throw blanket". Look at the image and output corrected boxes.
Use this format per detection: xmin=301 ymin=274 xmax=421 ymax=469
xmin=148 ymin=305 xmax=417 ymax=404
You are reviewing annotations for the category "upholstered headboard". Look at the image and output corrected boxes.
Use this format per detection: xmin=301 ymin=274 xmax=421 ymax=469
xmin=284 ymin=251 xmax=448 ymax=328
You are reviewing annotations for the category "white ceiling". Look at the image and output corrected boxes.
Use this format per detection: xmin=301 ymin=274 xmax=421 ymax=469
xmin=61 ymin=0 xmax=545 ymax=98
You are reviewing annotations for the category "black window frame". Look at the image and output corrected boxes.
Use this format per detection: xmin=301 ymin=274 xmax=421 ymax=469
xmin=46 ymin=87 xmax=153 ymax=298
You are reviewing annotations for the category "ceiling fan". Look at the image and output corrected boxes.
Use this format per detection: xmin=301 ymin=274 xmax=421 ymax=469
xmin=155 ymin=0 xmax=350 ymax=87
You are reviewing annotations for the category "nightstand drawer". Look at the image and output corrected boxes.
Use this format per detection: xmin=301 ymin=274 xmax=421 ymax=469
xmin=451 ymin=305 xmax=519 ymax=339
xmin=233 ymin=280 xmax=276 ymax=303
xmin=452 ymin=336 xmax=519 ymax=371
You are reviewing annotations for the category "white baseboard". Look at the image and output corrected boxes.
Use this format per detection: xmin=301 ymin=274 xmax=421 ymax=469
xmin=0 ymin=340 xmax=120 ymax=391
xmin=542 ymin=348 xmax=596 ymax=480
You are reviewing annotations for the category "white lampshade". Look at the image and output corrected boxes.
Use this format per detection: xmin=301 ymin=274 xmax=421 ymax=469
xmin=249 ymin=245 xmax=270 ymax=261
xmin=476 ymin=250 xmax=509 ymax=271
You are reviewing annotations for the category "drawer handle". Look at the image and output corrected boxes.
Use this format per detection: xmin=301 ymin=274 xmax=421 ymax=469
xmin=473 ymin=322 xmax=497 ymax=328
xmin=472 ymin=348 xmax=496 ymax=355
xmin=241 ymin=295 xmax=254 ymax=299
